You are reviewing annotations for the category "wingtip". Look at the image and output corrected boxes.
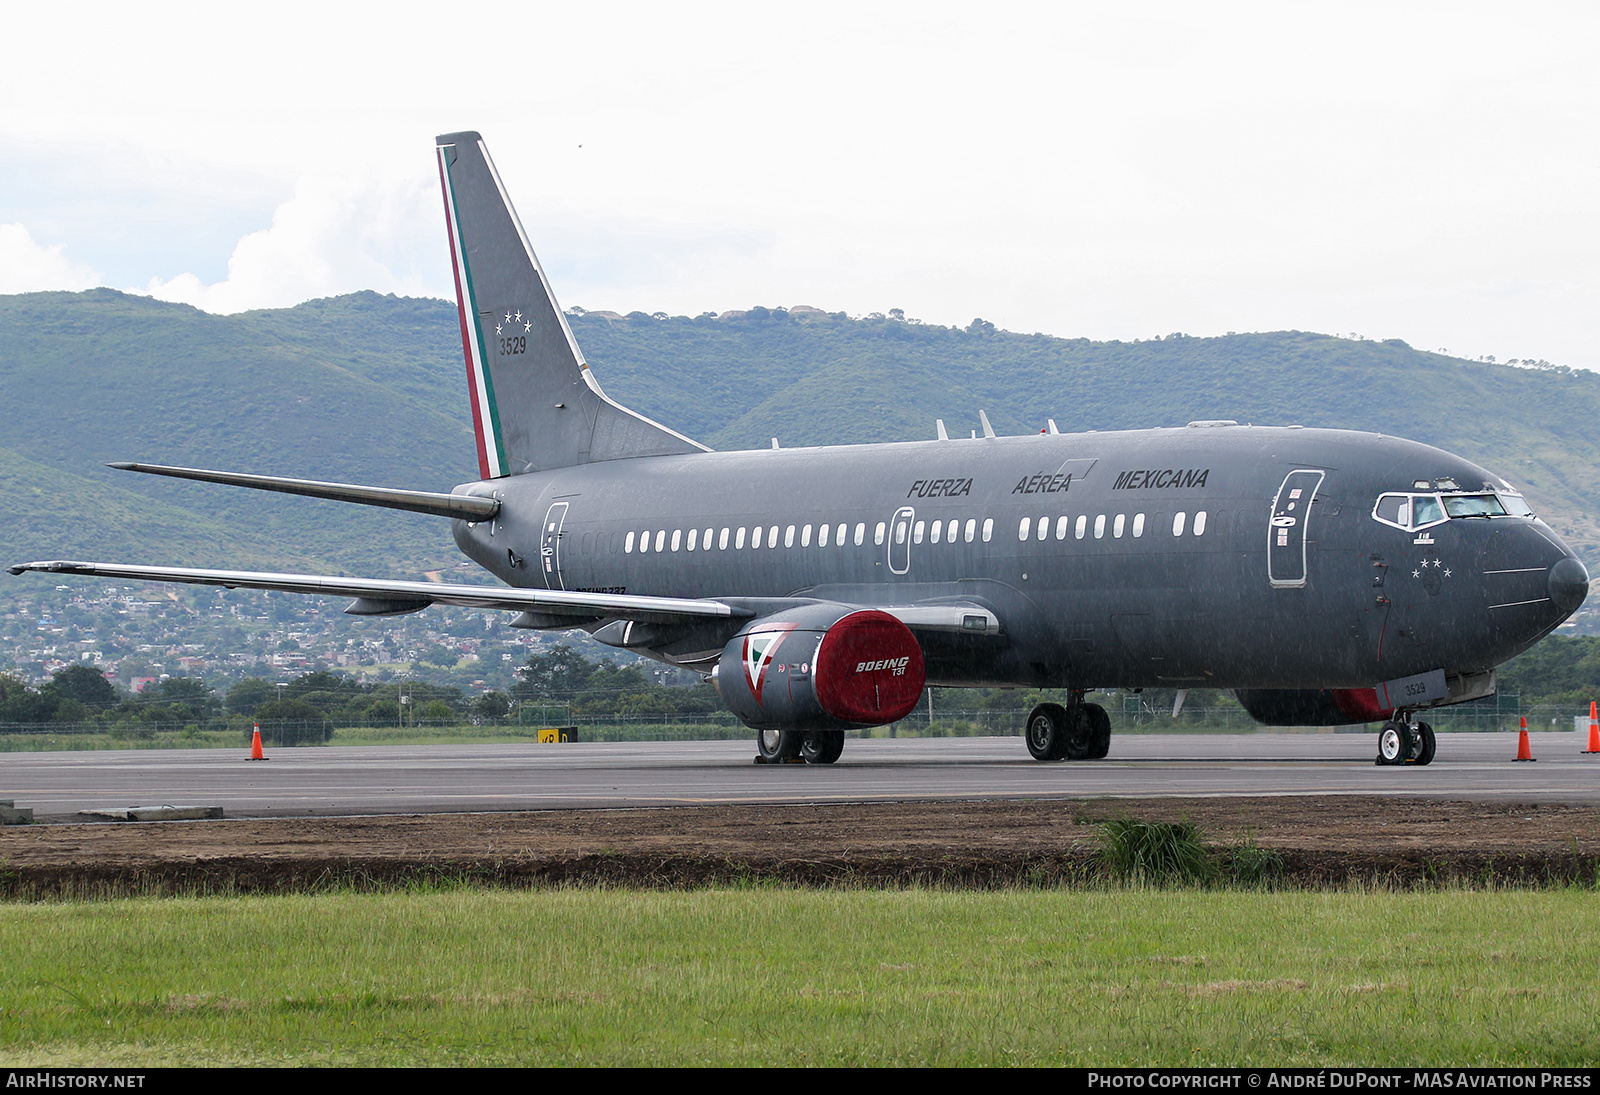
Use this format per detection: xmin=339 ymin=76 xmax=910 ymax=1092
xmin=106 ymin=461 xmax=136 ymax=471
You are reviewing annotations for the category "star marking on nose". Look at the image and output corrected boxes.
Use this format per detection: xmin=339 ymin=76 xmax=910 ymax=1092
xmin=1412 ymin=569 xmax=1421 ymax=578
xmin=515 ymin=311 xmax=523 ymax=322
xmin=1443 ymin=568 xmax=1452 ymax=578
xmin=504 ymin=312 xmax=512 ymax=323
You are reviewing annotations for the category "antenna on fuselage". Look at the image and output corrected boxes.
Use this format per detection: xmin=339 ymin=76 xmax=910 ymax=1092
xmin=936 ymin=419 xmax=949 ymax=441
xmin=771 ymin=438 xmax=780 ymax=449
xmin=978 ymin=410 xmax=997 ymax=439
xmin=1046 ymin=419 xmax=1060 ymax=434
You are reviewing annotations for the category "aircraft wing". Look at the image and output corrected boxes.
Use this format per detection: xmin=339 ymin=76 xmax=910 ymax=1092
xmin=7 ymin=560 xmax=1001 ymax=635
xmin=6 ymin=560 xmax=747 ymax=625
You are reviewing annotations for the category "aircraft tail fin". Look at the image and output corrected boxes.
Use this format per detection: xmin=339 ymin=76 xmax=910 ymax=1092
xmin=435 ymin=132 xmax=708 ymax=478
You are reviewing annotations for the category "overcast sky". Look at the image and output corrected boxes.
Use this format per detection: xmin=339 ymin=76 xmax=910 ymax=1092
xmin=2 ymin=2 xmax=1596 ymax=367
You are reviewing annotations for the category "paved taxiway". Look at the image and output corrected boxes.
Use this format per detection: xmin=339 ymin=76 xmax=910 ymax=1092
xmin=4 ymin=732 xmax=1598 ymax=820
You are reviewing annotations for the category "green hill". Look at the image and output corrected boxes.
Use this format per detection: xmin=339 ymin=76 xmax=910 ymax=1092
xmin=2 ymin=291 xmax=1597 ymax=577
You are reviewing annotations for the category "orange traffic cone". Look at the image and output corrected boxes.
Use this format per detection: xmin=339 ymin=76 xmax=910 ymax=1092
xmin=1514 ymin=716 xmax=1536 ymax=762
xmin=1585 ymin=701 xmax=1600 ymax=755
xmin=248 ymin=722 xmax=268 ymax=761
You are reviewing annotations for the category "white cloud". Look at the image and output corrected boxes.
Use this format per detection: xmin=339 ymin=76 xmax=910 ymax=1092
xmin=136 ymin=174 xmax=446 ymax=313
xmin=0 ymin=223 xmax=102 ymax=294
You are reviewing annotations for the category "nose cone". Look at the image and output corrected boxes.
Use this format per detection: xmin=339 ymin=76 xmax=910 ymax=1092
xmin=1548 ymin=557 xmax=1589 ymax=614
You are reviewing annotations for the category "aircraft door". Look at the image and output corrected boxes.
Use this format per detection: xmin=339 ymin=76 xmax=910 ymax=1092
xmin=540 ymin=501 xmax=569 ymax=590
xmin=1268 ymin=470 xmax=1325 ymax=588
xmin=888 ymin=506 xmax=914 ymax=575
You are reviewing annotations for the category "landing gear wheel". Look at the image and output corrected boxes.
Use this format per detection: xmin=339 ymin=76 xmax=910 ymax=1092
xmin=801 ymin=730 xmax=845 ymax=765
xmin=1063 ymin=704 xmax=1096 ymax=760
xmin=1025 ymin=703 xmax=1071 ymax=761
xmin=1377 ymin=721 xmax=1408 ymax=766
xmin=1412 ymin=721 xmax=1436 ymax=766
xmin=756 ymin=728 xmax=801 ymax=762
xmin=1085 ymin=703 xmax=1112 ymax=760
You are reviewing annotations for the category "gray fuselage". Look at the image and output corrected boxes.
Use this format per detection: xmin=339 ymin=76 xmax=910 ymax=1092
xmin=451 ymin=423 xmax=1584 ymax=693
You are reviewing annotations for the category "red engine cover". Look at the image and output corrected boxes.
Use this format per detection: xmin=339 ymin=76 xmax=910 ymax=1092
xmin=1332 ymin=687 xmax=1392 ymax=723
xmin=814 ymin=610 xmax=926 ymax=723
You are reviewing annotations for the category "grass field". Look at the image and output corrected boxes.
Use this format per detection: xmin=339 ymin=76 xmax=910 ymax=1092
xmin=2 ymin=886 xmax=1596 ymax=1066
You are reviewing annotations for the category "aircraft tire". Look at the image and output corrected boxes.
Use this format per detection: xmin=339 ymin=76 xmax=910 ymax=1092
xmin=756 ymin=728 xmax=802 ymax=762
xmin=1025 ymin=703 xmax=1071 ymax=761
xmin=801 ymin=730 xmax=845 ymax=765
xmin=1085 ymin=704 xmax=1112 ymax=759
xmin=1413 ymin=721 xmax=1436 ymax=766
xmin=1063 ymin=705 xmax=1096 ymax=760
xmin=1376 ymin=721 xmax=1406 ymax=766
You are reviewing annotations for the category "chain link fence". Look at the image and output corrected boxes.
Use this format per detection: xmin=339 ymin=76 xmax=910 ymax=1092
xmin=1 ymin=694 xmax=1587 ymax=748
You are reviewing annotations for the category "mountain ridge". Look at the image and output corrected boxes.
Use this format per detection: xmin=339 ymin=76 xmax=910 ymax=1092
xmin=2 ymin=290 xmax=1596 ymax=575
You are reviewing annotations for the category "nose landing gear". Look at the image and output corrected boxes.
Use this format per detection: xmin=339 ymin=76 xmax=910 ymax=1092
xmin=1376 ymin=714 xmax=1436 ymax=766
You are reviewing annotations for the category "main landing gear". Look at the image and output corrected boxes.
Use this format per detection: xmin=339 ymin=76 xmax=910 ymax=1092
xmin=755 ymin=729 xmax=845 ymax=765
xmin=1375 ymin=713 xmax=1436 ymax=766
xmin=1025 ymin=692 xmax=1111 ymax=762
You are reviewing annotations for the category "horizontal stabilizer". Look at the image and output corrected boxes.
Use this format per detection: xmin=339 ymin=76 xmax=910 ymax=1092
xmin=7 ymin=560 xmax=745 ymax=625
xmin=108 ymin=462 xmax=500 ymax=521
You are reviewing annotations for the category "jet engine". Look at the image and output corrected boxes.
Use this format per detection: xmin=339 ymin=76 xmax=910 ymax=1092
xmin=712 ymin=605 xmax=926 ymax=730
xmin=1234 ymin=687 xmax=1390 ymax=727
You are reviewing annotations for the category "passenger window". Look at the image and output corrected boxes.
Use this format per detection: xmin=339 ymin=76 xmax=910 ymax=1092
xmin=982 ymin=518 xmax=993 ymax=542
xmin=671 ymin=529 xmax=682 ymax=551
xmin=768 ymin=525 xmax=780 ymax=548
xmin=1194 ymin=511 xmax=1207 ymax=536
xmin=947 ymin=519 xmax=959 ymax=542
xmin=1055 ymin=516 xmax=1069 ymax=540
xmin=785 ymin=525 xmax=796 ymax=548
xmin=1018 ymin=517 xmax=1031 ymax=542
xmin=965 ymin=518 xmax=976 ymax=543
xmin=854 ymin=522 xmax=866 ymax=546
xmin=1075 ymin=515 xmax=1087 ymax=540
xmin=818 ymin=523 xmax=830 ymax=547
xmin=625 ymin=531 xmax=635 ymax=553
xmin=687 ymin=529 xmax=697 ymax=551
xmin=1113 ymin=514 xmax=1125 ymax=538
xmin=656 ymin=530 xmax=667 ymax=552
xmin=1094 ymin=514 xmax=1106 ymax=539
xmin=1036 ymin=516 xmax=1048 ymax=541
xmin=915 ymin=520 xmax=927 ymax=544
xmin=874 ymin=522 xmax=886 ymax=546
xmin=802 ymin=524 xmax=813 ymax=547
xmin=720 ymin=527 xmax=730 ymax=550
xmin=1173 ymin=512 xmax=1186 ymax=536
xmin=704 ymin=527 xmax=712 ymax=550
xmin=1132 ymin=513 xmax=1145 ymax=538
xmin=736 ymin=527 xmax=747 ymax=549
xmin=839 ymin=523 xmax=849 ymax=546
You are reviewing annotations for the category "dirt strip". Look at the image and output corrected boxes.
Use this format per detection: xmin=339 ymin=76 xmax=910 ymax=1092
xmin=2 ymin=796 xmax=1597 ymax=895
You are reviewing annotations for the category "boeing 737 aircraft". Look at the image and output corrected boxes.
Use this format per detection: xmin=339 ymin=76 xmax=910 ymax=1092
xmin=11 ymin=132 xmax=1590 ymax=767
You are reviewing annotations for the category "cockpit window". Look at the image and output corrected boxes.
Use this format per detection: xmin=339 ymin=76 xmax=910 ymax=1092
xmin=1374 ymin=494 xmax=1409 ymax=526
xmin=1442 ymin=493 xmax=1506 ymax=519
xmin=1499 ymin=493 xmax=1534 ymax=517
xmin=1372 ymin=489 xmax=1528 ymax=530
xmin=1411 ymin=495 xmax=1445 ymax=526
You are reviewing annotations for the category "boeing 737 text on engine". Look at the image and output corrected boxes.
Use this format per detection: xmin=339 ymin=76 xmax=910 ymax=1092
xmin=11 ymin=131 xmax=1590 ymax=767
